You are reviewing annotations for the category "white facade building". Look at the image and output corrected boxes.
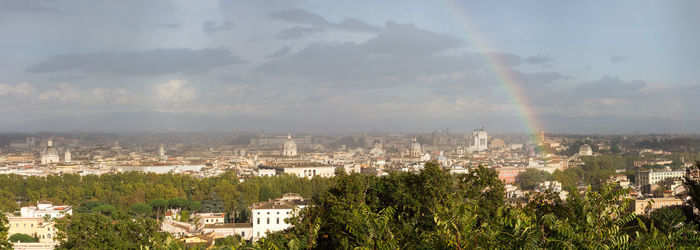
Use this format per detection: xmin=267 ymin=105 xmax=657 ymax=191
xmin=470 ymin=127 xmax=488 ymax=152
xmin=251 ymin=193 xmax=308 ymax=241
xmin=20 ymin=201 xmax=72 ymax=219
xmin=409 ymin=138 xmax=422 ymax=157
xmin=636 ymin=168 xmax=685 ymax=186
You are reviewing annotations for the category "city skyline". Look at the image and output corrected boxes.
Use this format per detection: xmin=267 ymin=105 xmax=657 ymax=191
xmin=1 ymin=0 xmax=699 ymax=133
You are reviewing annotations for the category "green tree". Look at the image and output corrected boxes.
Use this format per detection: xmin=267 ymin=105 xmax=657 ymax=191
xmin=0 ymin=212 xmax=12 ymax=249
xmin=8 ymin=233 xmax=39 ymax=243
xmin=129 ymin=203 xmax=152 ymax=217
xmin=54 ymin=211 xmax=168 ymax=249
xmin=515 ymin=168 xmax=553 ymax=190
xmin=201 ymin=192 xmax=225 ymax=213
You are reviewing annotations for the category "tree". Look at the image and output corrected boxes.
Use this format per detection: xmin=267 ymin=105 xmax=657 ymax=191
xmin=54 ymin=211 xmax=168 ymax=249
xmin=8 ymin=233 xmax=39 ymax=243
xmin=515 ymin=169 xmax=553 ymax=190
xmin=129 ymin=203 xmax=152 ymax=217
xmin=0 ymin=212 xmax=11 ymax=249
xmin=201 ymin=192 xmax=225 ymax=213
xmin=149 ymin=198 xmax=168 ymax=219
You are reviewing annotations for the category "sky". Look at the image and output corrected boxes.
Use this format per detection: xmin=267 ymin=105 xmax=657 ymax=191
xmin=0 ymin=0 xmax=698 ymax=134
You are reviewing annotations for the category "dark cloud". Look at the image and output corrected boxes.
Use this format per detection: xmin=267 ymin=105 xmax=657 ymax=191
xmin=525 ymin=54 xmax=554 ymax=65
xmin=363 ymin=21 xmax=463 ymax=55
xmin=270 ymin=8 xmax=380 ymax=33
xmin=276 ymin=26 xmax=324 ymax=39
xmin=28 ymin=48 xmax=245 ymax=75
xmin=0 ymin=0 xmax=58 ymax=12
xmin=259 ymin=21 xmax=474 ymax=84
xmin=203 ymin=20 xmax=236 ymax=34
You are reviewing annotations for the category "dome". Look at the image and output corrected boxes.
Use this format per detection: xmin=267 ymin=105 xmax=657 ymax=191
xmin=282 ymin=134 xmax=298 ymax=156
xmin=410 ymin=137 xmax=421 ymax=157
xmin=579 ymin=144 xmax=593 ymax=156
xmin=41 ymin=139 xmax=60 ymax=164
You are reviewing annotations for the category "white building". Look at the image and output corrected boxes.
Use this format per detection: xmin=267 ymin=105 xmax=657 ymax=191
xmin=201 ymin=223 xmax=253 ymax=241
xmin=470 ymin=127 xmax=488 ymax=152
xmin=159 ymin=144 xmax=167 ymax=162
xmin=636 ymin=168 xmax=684 ymax=186
xmin=41 ymin=139 xmax=60 ymax=165
xmin=258 ymin=168 xmax=277 ymax=177
xmin=260 ymin=165 xmax=336 ymax=179
xmin=251 ymin=193 xmax=308 ymax=241
xmin=20 ymin=201 xmax=72 ymax=219
xmin=282 ymin=134 xmax=298 ymax=157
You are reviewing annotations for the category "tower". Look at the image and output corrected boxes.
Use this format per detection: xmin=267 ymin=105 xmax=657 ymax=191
xmin=159 ymin=144 xmax=167 ymax=162
xmin=472 ymin=127 xmax=488 ymax=152
xmin=282 ymin=134 xmax=298 ymax=156
xmin=64 ymin=149 xmax=72 ymax=163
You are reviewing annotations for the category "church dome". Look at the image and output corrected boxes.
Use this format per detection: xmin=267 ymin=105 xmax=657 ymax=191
xmin=282 ymin=134 xmax=298 ymax=156
xmin=410 ymin=137 xmax=421 ymax=157
xmin=579 ymin=144 xmax=593 ymax=156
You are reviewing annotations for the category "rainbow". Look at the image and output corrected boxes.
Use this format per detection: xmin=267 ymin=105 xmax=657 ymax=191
xmin=443 ymin=0 xmax=549 ymax=152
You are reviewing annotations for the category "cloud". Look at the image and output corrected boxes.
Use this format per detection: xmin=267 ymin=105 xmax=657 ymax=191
xmin=0 ymin=82 xmax=33 ymax=96
xmin=38 ymin=83 xmax=141 ymax=105
xmin=276 ymin=26 xmax=324 ymax=39
xmin=270 ymin=8 xmax=380 ymax=32
xmin=259 ymin=21 xmax=474 ymax=83
xmin=611 ymin=55 xmax=627 ymax=63
xmin=267 ymin=46 xmax=292 ymax=58
xmin=525 ymin=54 xmax=554 ymax=65
xmin=154 ymin=22 xmax=182 ymax=29
xmin=153 ymin=79 xmax=198 ymax=103
xmin=27 ymin=48 xmax=245 ymax=75
xmin=0 ymin=0 xmax=58 ymax=13
xmin=203 ymin=20 xmax=236 ymax=35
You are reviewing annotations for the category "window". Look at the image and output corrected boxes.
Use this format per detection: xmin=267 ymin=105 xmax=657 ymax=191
xmin=276 ymin=218 xmax=279 ymax=224
xmin=242 ymin=232 xmax=245 ymax=237
xmin=257 ymin=218 xmax=260 ymax=224
xmin=267 ymin=218 xmax=270 ymax=224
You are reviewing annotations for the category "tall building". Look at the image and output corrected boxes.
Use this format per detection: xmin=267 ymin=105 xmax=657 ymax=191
xmin=472 ymin=127 xmax=488 ymax=152
xmin=41 ymin=139 xmax=60 ymax=165
xmin=282 ymin=134 xmax=297 ymax=156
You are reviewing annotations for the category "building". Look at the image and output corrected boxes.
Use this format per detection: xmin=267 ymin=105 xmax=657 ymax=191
xmin=471 ymin=127 xmax=488 ymax=152
xmin=201 ymin=223 xmax=253 ymax=241
xmin=636 ymin=168 xmax=684 ymax=186
xmin=6 ymin=217 xmax=58 ymax=243
xmin=259 ymin=165 xmax=336 ymax=179
xmin=497 ymin=167 xmax=526 ymax=184
xmin=579 ymin=144 xmax=593 ymax=156
xmin=194 ymin=213 xmax=225 ymax=226
xmin=41 ymin=139 xmax=60 ymax=165
xmin=409 ymin=138 xmax=421 ymax=157
xmin=64 ymin=149 xmax=71 ymax=163
xmin=20 ymin=201 xmax=72 ymax=219
xmin=251 ymin=193 xmax=308 ymax=241
xmin=631 ymin=197 xmax=683 ymax=215
xmin=159 ymin=144 xmax=167 ymax=162
xmin=282 ymin=134 xmax=298 ymax=157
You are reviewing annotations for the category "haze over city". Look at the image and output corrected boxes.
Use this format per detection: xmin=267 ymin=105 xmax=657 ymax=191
xmin=1 ymin=0 xmax=698 ymax=133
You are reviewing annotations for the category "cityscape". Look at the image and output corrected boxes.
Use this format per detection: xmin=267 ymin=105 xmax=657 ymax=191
xmin=1 ymin=0 xmax=700 ymax=249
